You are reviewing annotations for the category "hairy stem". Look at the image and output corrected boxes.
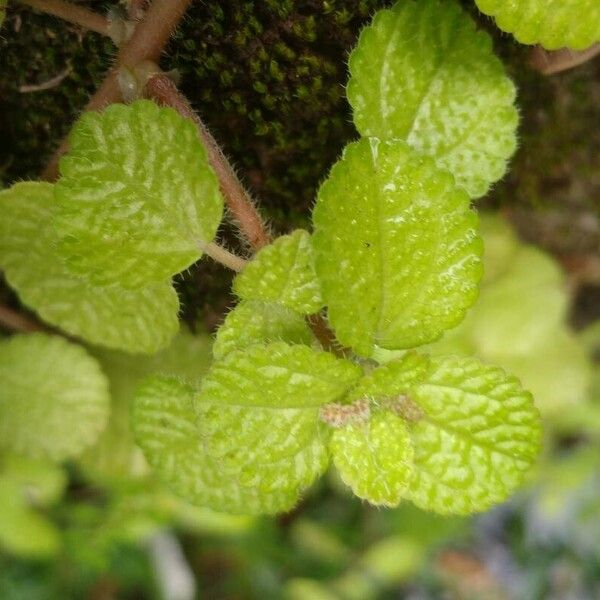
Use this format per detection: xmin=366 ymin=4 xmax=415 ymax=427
xmin=529 ymin=43 xmax=600 ymax=75
xmin=145 ymin=73 xmax=272 ymax=251
xmin=18 ymin=0 xmax=111 ymax=35
xmin=42 ymin=0 xmax=193 ymax=180
xmin=0 ymin=305 xmax=45 ymax=333
xmin=201 ymin=242 xmax=248 ymax=272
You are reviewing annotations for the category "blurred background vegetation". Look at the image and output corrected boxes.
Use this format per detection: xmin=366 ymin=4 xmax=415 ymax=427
xmin=0 ymin=1 xmax=599 ymax=598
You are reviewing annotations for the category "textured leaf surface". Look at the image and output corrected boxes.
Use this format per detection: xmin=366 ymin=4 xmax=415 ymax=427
xmin=476 ymin=0 xmax=600 ymax=50
xmin=357 ymin=354 xmax=541 ymax=514
xmin=348 ymin=0 xmax=518 ymax=197
xmin=0 ymin=182 xmax=179 ymax=353
xmin=330 ymin=412 xmax=413 ymax=506
xmin=233 ymin=230 xmax=324 ymax=314
xmin=199 ymin=342 xmax=362 ymax=408
xmin=213 ymin=300 xmax=314 ymax=359
xmin=0 ymin=334 xmax=110 ymax=460
xmin=313 ymin=139 xmax=482 ymax=357
xmin=54 ymin=100 xmax=223 ymax=286
xmin=83 ymin=331 xmax=213 ymax=482
xmin=134 ymin=376 xmax=303 ymax=514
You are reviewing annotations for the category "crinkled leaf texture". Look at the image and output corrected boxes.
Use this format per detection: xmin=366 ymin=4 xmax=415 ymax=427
xmin=135 ymin=343 xmax=361 ymax=514
xmin=476 ymin=0 xmax=600 ymax=50
xmin=348 ymin=0 xmax=518 ymax=197
xmin=54 ymin=100 xmax=224 ymax=287
xmin=312 ymin=138 xmax=482 ymax=358
xmin=354 ymin=353 xmax=541 ymax=514
xmin=0 ymin=334 xmax=110 ymax=460
xmin=213 ymin=300 xmax=314 ymax=359
xmin=233 ymin=230 xmax=324 ymax=314
xmin=0 ymin=182 xmax=179 ymax=353
xmin=331 ymin=412 xmax=413 ymax=506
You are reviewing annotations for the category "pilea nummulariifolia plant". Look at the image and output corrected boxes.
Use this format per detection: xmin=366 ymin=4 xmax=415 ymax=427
xmin=5 ymin=0 xmax=597 ymax=527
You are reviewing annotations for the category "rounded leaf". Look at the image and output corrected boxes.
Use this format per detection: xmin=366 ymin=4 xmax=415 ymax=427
xmin=0 ymin=334 xmax=110 ymax=460
xmin=358 ymin=354 xmax=541 ymax=514
xmin=54 ymin=100 xmax=224 ymax=286
xmin=348 ymin=0 xmax=518 ymax=197
xmin=213 ymin=300 xmax=314 ymax=360
xmin=233 ymin=230 xmax=324 ymax=314
xmin=199 ymin=341 xmax=362 ymax=408
xmin=0 ymin=182 xmax=179 ymax=353
xmin=330 ymin=412 xmax=414 ymax=506
xmin=312 ymin=139 xmax=482 ymax=357
xmin=475 ymin=0 xmax=600 ymax=50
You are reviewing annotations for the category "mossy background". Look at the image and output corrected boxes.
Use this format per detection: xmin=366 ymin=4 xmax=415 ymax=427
xmin=0 ymin=0 xmax=598 ymax=326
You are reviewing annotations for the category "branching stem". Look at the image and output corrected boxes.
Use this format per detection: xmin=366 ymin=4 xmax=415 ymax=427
xmin=41 ymin=0 xmax=193 ymax=180
xmin=145 ymin=73 xmax=272 ymax=251
xmin=18 ymin=0 xmax=111 ymax=36
xmin=0 ymin=304 xmax=45 ymax=333
xmin=201 ymin=242 xmax=248 ymax=272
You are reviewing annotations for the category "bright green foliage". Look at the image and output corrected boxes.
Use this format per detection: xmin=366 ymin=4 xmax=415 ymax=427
xmin=233 ymin=230 xmax=323 ymax=314
xmin=199 ymin=342 xmax=362 ymax=408
xmin=313 ymin=138 xmax=482 ymax=357
xmin=54 ymin=100 xmax=223 ymax=287
xmin=350 ymin=353 xmax=541 ymax=514
xmin=213 ymin=300 xmax=314 ymax=359
xmin=347 ymin=0 xmax=518 ymax=198
xmin=0 ymin=182 xmax=179 ymax=353
xmin=0 ymin=334 xmax=110 ymax=460
xmin=83 ymin=330 xmax=214 ymax=482
xmin=475 ymin=0 xmax=600 ymax=50
xmin=330 ymin=412 xmax=413 ymax=506
xmin=134 ymin=376 xmax=304 ymax=514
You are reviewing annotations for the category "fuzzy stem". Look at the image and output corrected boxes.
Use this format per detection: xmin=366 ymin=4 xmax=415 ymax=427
xmin=145 ymin=73 xmax=272 ymax=251
xmin=529 ymin=43 xmax=600 ymax=75
xmin=0 ymin=305 xmax=45 ymax=333
xmin=41 ymin=0 xmax=193 ymax=181
xmin=18 ymin=0 xmax=111 ymax=35
xmin=201 ymin=242 xmax=248 ymax=272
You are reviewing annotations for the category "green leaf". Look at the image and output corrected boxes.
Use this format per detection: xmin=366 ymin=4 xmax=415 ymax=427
xmin=0 ymin=182 xmax=179 ymax=353
xmin=233 ymin=230 xmax=324 ymax=314
xmin=213 ymin=300 xmax=314 ymax=359
xmin=348 ymin=0 xmax=518 ymax=198
xmin=0 ymin=334 xmax=110 ymax=460
xmin=82 ymin=330 xmax=214 ymax=482
xmin=1 ymin=456 xmax=67 ymax=506
xmin=133 ymin=376 xmax=302 ymax=514
xmin=0 ymin=1 xmax=6 ymax=29
xmin=330 ymin=412 xmax=413 ymax=506
xmin=54 ymin=100 xmax=224 ymax=287
xmin=354 ymin=354 xmax=541 ymax=514
xmin=475 ymin=0 xmax=600 ymax=50
xmin=478 ymin=213 xmax=519 ymax=285
xmin=199 ymin=341 xmax=362 ymax=408
xmin=312 ymin=138 xmax=482 ymax=358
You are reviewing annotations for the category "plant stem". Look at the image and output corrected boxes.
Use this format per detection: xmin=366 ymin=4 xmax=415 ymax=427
xmin=18 ymin=0 xmax=111 ymax=36
xmin=529 ymin=43 xmax=600 ymax=75
xmin=41 ymin=0 xmax=193 ymax=180
xmin=201 ymin=242 xmax=248 ymax=272
xmin=145 ymin=73 xmax=272 ymax=251
xmin=0 ymin=305 xmax=45 ymax=333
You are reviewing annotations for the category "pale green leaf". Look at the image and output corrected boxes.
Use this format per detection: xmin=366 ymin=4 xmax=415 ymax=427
xmin=233 ymin=230 xmax=324 ymax=314
xmin=478 ymin=213 xmax=519 ymax=284
xmin=0 ymin=478 xmax=61 ymax=558
xmin=1 ymin=456 xmax=67 ymax=506
xmin=312 ymin=138 xmax=482 ymax=357
xmin=54 ymin=100 xmax=224 ymax=287
xmin=0 ymin=333 xmax=110 ymax=460
xmin=0 ymin=182 xmax=179 ymax=353
xmin=199 ymin=341 xmax=362 ymax=408
xmin=133 ymin=376 xmax=302 ymax=514
xmin=475 ymin=0 xmax=600 ymax=50
xmin=348 ymin=0 xmax=518 ymax=197
xmin=330 ymin=412 xmax=413 ymax=506
xmin=82 ymin=330 xmax=214 ymax=482
xmin=213 ymin=300 xmax=314 ymax=359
